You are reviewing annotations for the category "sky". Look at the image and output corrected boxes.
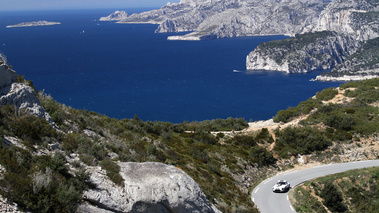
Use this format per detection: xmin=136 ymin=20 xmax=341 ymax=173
xmin=0 ymin=0 xmax=181 ymax=11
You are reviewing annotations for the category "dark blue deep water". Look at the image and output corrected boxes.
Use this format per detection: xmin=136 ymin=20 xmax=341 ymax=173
xmin=0 ymin=9 xmax=341 ymax=123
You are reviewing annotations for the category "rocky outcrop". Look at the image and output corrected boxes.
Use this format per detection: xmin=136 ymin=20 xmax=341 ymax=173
xmin=315 ymin=36 xmax=379 ymax=80
xmin=303 ymin=0 xmax=379 ymax=41
xmin=246 ymin=31 xmax=360 ymax=73
xmin=100 ymin=11 xmax=128 ymax=21
xmin=0 ymin=63 xmax=16 ymax=90
xmin=111 ymin=0 xmax=329 ymax=40
xmin=0 ymin=58 xmax=57 ymax=128
xmin=79 ymin=162 xmax=219 ymax=213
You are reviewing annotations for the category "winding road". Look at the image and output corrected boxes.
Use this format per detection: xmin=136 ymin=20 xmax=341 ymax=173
xmin=251 ymin=160 xmax=379 ymax=213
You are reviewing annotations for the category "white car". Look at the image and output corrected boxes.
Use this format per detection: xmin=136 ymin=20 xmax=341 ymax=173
xmin=272 ymin=180 xmax=290 ymax=192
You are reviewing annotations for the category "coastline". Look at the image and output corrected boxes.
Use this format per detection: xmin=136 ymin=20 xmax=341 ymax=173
xmin=314 ymin=74 xmax=379 ymax=82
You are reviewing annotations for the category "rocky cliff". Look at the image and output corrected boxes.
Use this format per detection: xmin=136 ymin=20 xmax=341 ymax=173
xmin=79 ymin=162 xmax=219 ymax=213
xmin=246 ymin=0 xmax=379 ymax=75
xmin=0 ymin=57 xmax=56 ymax=128
xmin=110 ymin=0 xmax=329 ymax=40
xmin=315 ymin=37 xmax=379 ymax=80
xmin=303 ymin=0 xmax=379 ymax=41
xmin=246 ymin=31 xmax=360 ymax=73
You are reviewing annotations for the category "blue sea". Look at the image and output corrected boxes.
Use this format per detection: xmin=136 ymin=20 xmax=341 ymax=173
xmin=0 ymin=8 xmax=341 ymax=123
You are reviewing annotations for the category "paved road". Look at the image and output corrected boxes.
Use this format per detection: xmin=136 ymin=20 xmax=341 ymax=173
xmin=251 ymin=160 xmax=379 ymax=213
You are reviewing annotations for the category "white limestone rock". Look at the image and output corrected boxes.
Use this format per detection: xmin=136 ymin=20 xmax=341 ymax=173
xmin=0 ymin=63 xmax=16 ymax=91
xmin=80 ymin=162 xmax=219 ymax=213
xmin=100 ymin=11 xmax=128 ymax=21
xmin=303 ymin=0 xmax=379 ymax=41
xmin=0 ymin=60 xmax=57 ymax=128
xmin=246 ymin=31 xmax=360 ymax=73
xmin=0 ymin=83 xmax=57 ymax=128
xmin=315 ymin=74 xmax=379 ymax=82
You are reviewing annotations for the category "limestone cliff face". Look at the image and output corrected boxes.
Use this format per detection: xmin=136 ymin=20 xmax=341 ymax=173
xmin=0 ymin=63 xmax=16 ymax=90
xmin=303 ymin=0 xmax=379 ymax=41
xmin=246 ymin=31 xmax=360 ymax=73
xmin=111 ymin=0 xmax=329 ymax=40
xmin=0 ymin=59 xmax=57 ymax=128
xmin=79 ymin=162 xmax=219 ymax=213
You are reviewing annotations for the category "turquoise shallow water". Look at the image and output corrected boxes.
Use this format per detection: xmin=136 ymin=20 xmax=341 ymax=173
xmin=0 ymin=9 xmax=341 ymax=123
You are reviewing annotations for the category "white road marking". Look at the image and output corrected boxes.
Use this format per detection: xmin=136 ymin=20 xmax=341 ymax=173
xmin=290 ymin=205 xmax=295 ymax=212
xmin=253 ymin=198 xmax=255 ymax=202
xmin=287 ymin=195 xmax=289 ymax=201
xmin=255 ymin=188 xmax=260 ymax=193
xmin=262 ymin=178 xmax=271 ymax=185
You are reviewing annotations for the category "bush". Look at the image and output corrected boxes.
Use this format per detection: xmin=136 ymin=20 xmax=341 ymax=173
xmin=50 ymin=152 xmax=68 ymax=174
xmin=57 ymin=183 xmax=82 ymax=213
xmin=316 ymin=88 xmax=338 ymax=101
xmin=231 ymin=135 xmax=256 ymax=147
xmin=274 ymin=98 xmax=320 ymax=123
xmin=249 ymin=146 xmax=276 ymax=166
xmin=7 ymin=114 xmax=57 ymax=144
xmin=99 ymin=158 xmax=124 ymax=186
xmin=325 ymin=114 xmax=355 ymax=131
xmin=320 ymin=182 xmax=347 ymax=212
xmin=274 ymin=127 xmax=332 ymax=158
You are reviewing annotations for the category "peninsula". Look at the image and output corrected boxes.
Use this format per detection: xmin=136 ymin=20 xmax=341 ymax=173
xmin=6 ymin=20 xmax=61 ymax=28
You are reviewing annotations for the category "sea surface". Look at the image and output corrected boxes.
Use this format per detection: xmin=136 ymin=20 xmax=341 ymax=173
xmin=0 ymin=8 xmax=341 ymax=123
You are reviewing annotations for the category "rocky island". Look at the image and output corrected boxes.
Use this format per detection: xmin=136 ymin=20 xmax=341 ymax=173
xmin=6 ymin=20 xmax=61 ymax=28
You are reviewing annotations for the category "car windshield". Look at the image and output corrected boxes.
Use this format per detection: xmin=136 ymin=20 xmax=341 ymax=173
xmin=278 ymin=181 xmax=286 ymax=185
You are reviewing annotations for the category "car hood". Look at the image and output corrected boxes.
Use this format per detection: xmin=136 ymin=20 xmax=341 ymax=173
xmin=273 ymin=184 xmax=286 ymax=189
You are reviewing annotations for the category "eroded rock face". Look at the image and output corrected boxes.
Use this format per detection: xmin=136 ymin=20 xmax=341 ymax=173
xmin=0 ymin=64 xmax=16 ymax=91
xmin=303 ymin=0 xmax=379 ymax=41
xmin=79 ymin=162 xmax=218 ymax=213
xmin=246 ymin=31 xmax=360 ymax=73
xmin=0 ymin=83 xmax=57 ymax=128
xmin=0 ymin=59 xmax=57 ymax=128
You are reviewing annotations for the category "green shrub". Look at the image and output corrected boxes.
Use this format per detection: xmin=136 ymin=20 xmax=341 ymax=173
xmin=249 ymin=146 xmax=276 ymax=166
xmin=274 ymin=98 xmax=320 ymax=123
xmin=325 ymin=114 xmax=355 ymax=131
xmin=274 ymin=127 xmax=332 ymax=158
xmin=7 ymin=114 xmax=57 ymax=145
xmin=57 ymin=183 xmax=82 ymax=213
xmin=320 ymin=182 xmax=347 ymax=212
xmin=50 ymin=152 xmax=68 ymax=174
xmin=231 ymin=135 xmax=257 ymax=147
xmin=99 ymin=158 xmax=124 ymax=186
xmin=316 ymin=88 xmax=338 ymax=101
xmin=79 ymin=154 xmax=96 ymax=166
